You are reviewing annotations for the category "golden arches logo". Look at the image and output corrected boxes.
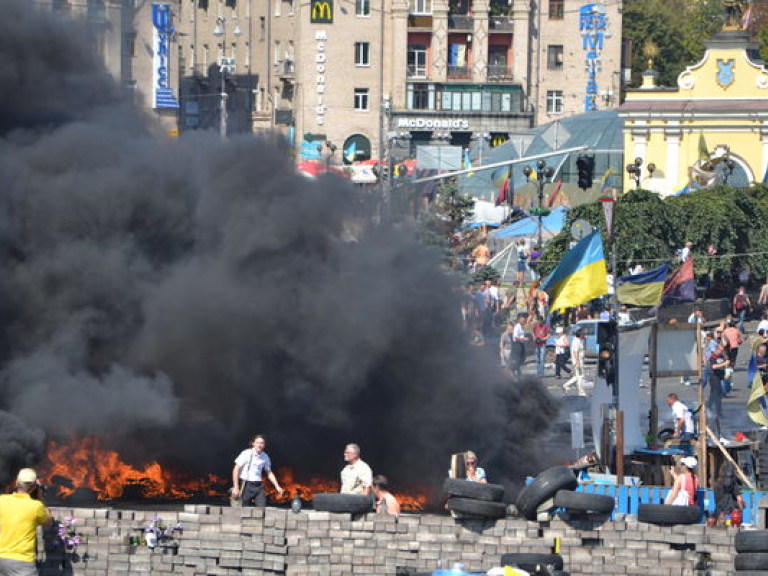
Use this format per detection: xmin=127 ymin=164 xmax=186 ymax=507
xmin=311 ymin=0 xmax=333 ymax=23
xmin=491 ymin=134 xmax=509 ymax=148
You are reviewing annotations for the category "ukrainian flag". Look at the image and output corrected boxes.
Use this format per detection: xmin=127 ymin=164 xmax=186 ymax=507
xmin=748 ymin=369 xmax=768 ymax=427
xmin=616 ymin=263 xmax=669 ymax=307
xmin=541 ymin=230 xmax=608 ymax=312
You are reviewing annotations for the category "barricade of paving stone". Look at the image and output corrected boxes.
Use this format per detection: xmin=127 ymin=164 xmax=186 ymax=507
xmin=36 ymin=504 xmax=742 ymax=575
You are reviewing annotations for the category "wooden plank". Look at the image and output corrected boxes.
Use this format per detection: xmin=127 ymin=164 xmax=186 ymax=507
xmin=705 ymin=426 xmax=756 ymax=491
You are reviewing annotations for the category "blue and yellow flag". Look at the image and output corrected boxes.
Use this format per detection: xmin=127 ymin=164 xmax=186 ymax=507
xmin=616 ymin=263 xmax=669 ymax=307
xmin=747 ymin=369 xmax=768 ymax=427
xmin=541 ymin=230 xmax=608 ymax=312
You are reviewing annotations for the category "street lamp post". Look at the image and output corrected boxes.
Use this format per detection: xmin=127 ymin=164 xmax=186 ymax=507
xmin=212 ymin=17 xmax=240 ymax=140
xmin=625 ymin=157 xmax=655 ymax=190
xmin=523 ymin=159 xmax=554 ymax=248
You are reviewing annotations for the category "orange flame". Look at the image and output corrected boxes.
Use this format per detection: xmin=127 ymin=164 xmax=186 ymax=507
xmin=41 ymin=437 xmax=428 ymax=510
xmin=41 ymin=437 xmax=226 ymax=500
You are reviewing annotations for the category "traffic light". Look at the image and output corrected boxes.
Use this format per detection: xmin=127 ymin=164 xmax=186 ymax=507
xmin=394 ymin=164 xmax=409 ymax=178
xmin=576 ymin=154 xmax=595 ymax=190
xmin=597 ymin=320 xmax=618 ymax=391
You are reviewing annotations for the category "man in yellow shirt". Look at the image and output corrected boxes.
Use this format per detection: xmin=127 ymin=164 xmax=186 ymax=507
xmin=0 ymin=468 xmax=52 ymax=575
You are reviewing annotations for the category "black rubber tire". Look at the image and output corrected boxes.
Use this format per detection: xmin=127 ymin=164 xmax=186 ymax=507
xmin=553 ymin=490 xmax=614 ymax=514
xmin=500 ymin=553 xmax=564 ymax=571
xmin=736 ymin=554 xmax=768 ymax=571
xmin=657 ymin=427 xmax=675 ymax=442
xmin=736 ymin=531 xmax=768 ymax=553
xmin=516 ymin=467 xmax=578 ymax=520
xmin=442 ymin=478 xmax=504 ymax=502
xmin=446 ymin=497 xmax=506 ymax=518
xmin=312 ymin=493 xmax=373 ymax=514
xmin=637 ymin=503 xmax=701 ymax=525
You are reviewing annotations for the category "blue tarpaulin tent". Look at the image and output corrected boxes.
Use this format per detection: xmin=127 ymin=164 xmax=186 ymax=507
xmin=490 ymin=205 xmax=568 ymax=239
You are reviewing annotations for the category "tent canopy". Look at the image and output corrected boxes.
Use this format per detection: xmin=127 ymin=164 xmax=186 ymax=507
xmin=490 ymin=205 xmax=568 ymax=240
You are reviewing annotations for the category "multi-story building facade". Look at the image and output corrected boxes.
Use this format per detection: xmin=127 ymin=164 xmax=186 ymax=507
xmin=38 ymin=0 xmax=623 ymax=167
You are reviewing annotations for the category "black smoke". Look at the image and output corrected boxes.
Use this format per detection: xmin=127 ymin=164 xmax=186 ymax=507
xmin=0 ymin=1 xmax=558 ymax=495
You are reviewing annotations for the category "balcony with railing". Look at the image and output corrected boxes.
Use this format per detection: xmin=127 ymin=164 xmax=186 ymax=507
xmin=487 ymin=65 xmax=513 ymax=81
xmin=447 ymin=65 xmax=471 ymax=80
xmin=448 ymin=14 xmax=473 ymax=30
xmin=408 ymin=14 xmax=433 ymax=29
xmin=278 ymin=60 xmax=295 ymax=79
xmin=407 ymin=64 xmax=429 ymax=79
xmin=489 ymin=16 xmax=513 ymax=31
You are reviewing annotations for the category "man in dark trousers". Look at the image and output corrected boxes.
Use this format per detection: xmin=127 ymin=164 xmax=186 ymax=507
xmin=232 ymin=435 xmax=284 ymax=507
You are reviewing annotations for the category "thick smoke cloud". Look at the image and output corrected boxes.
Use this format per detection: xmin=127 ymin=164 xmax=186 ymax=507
xmin=0 ymin=1 xmax=558 ymax=494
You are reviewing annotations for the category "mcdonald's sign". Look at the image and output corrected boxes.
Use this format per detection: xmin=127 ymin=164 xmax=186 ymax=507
xmin=490 ymin=133 xmax=509 ymax=148
xmin=311 ymin=0 xmax=333 ymax=23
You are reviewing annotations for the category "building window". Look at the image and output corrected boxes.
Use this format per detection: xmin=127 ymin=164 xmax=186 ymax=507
xmin=546 ymin=90 xmax=564 ymax=114
xmin=355 ymin=42 xmax=370 ymax=66
xmin=408 ymin=84 xmax=431 ymax=109
xmin=356 ymin=0 xmax=370 ymax=16
xmin=354 ymin=88 xmax=370 ymax=111
xmin=274 ymin=40 xmax=281 ymax=63
xmin=549 ymin=0 xmax=564 ymax=20
xmin=123 ymin=33 xmax=136 ymax=57
xmin=410 ymin=0 xmax=432 ymax=15
xmin=547 ymin=45 xmax=563 ymax=70
xmin=407 ymin=45 xmax=428 ymax=77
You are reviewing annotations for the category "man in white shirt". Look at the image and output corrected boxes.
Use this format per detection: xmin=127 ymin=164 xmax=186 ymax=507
xmin=563 ymin=329 xmax=587 ymax=396
xmin=666 ymin=393 xmax=695 ymax=442
xmin=232 ymin=435 xmax=284 ymax=507
xmin=340 ymin=443 xmax=373 ymax=495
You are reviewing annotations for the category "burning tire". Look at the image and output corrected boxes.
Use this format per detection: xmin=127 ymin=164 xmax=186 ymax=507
xmin=445 ymin=497 xmax=506 ymax=518
xmin=500 ymin=553 xmax=564 ymax=571
xmin=312 ymin=493 xmax=373 ymax=514
xmin=637 ymin=503 xmax=701 ymax=525
xmin=736 ymin=531 xmax=768 ymax=553
xmin=735 ymin=553 xmax=768 ymax=571
xmin=553 ymin=490 xmax=614 ymax=515
xmin=516 ymin=467 xmax=578 ymax=520
xmin=442 ymin=478 xmax=504 ymax=502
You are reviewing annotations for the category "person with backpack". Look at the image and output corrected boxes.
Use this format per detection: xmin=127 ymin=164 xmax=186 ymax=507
xmin=733 ymin=286 xmax=753 ymax=334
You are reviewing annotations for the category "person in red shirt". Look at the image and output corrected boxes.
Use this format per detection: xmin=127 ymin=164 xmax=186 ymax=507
xmin=531 ymin=315 xmax=551 ymax=378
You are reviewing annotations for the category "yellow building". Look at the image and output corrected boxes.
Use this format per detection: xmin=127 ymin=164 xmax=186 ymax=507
xmin=619 ymin=27 xmax=768 ymax=196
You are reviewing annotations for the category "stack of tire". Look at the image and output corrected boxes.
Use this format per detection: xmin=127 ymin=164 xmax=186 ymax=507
xmin=734 ymin=530 xmax=768 ymax=573
xmin=312 ymin=492 xmax=374 ymax=514
xmin=636 ymin=503 xmax=701 ymax=526
xmin=443 ymin=478 xmax=507 ymax=519
xmin=500 ymin=553 xmax=569 ymax=576
xmin=516 ymin=466 xmax=614 ymax=521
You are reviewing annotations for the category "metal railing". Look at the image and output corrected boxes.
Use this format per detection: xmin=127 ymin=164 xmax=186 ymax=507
xmin=407 ymin=64 xmax=428 ymax=78
xmin=447 ymin=14 xmax=473 ymax=29
xmin=447 ymin=65 xmax=471 ymax=79
xmin=489 ymin=15 xmax=513 ymax=30
xmin=487 ymin=65 xmax=513 ymax=80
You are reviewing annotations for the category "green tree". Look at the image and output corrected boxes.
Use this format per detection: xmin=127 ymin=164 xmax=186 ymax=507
xmin=623 ymin=0 xmax=721 ymax=88
xmin=417 ymin=179 xmax=477 ymax=268
xmin=538 ymin=186 xmax=768 ymax=283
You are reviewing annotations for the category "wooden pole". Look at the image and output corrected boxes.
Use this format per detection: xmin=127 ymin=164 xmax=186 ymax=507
xmin=649 ymin=324 xmax=658 ymax=440
xmin=697 ymin=323 xmax=707 ymax=488
xmin=616 ymin=410 xmax=624 ymax=485
xmin=705 ymin=426 xmax=755 ymax=491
